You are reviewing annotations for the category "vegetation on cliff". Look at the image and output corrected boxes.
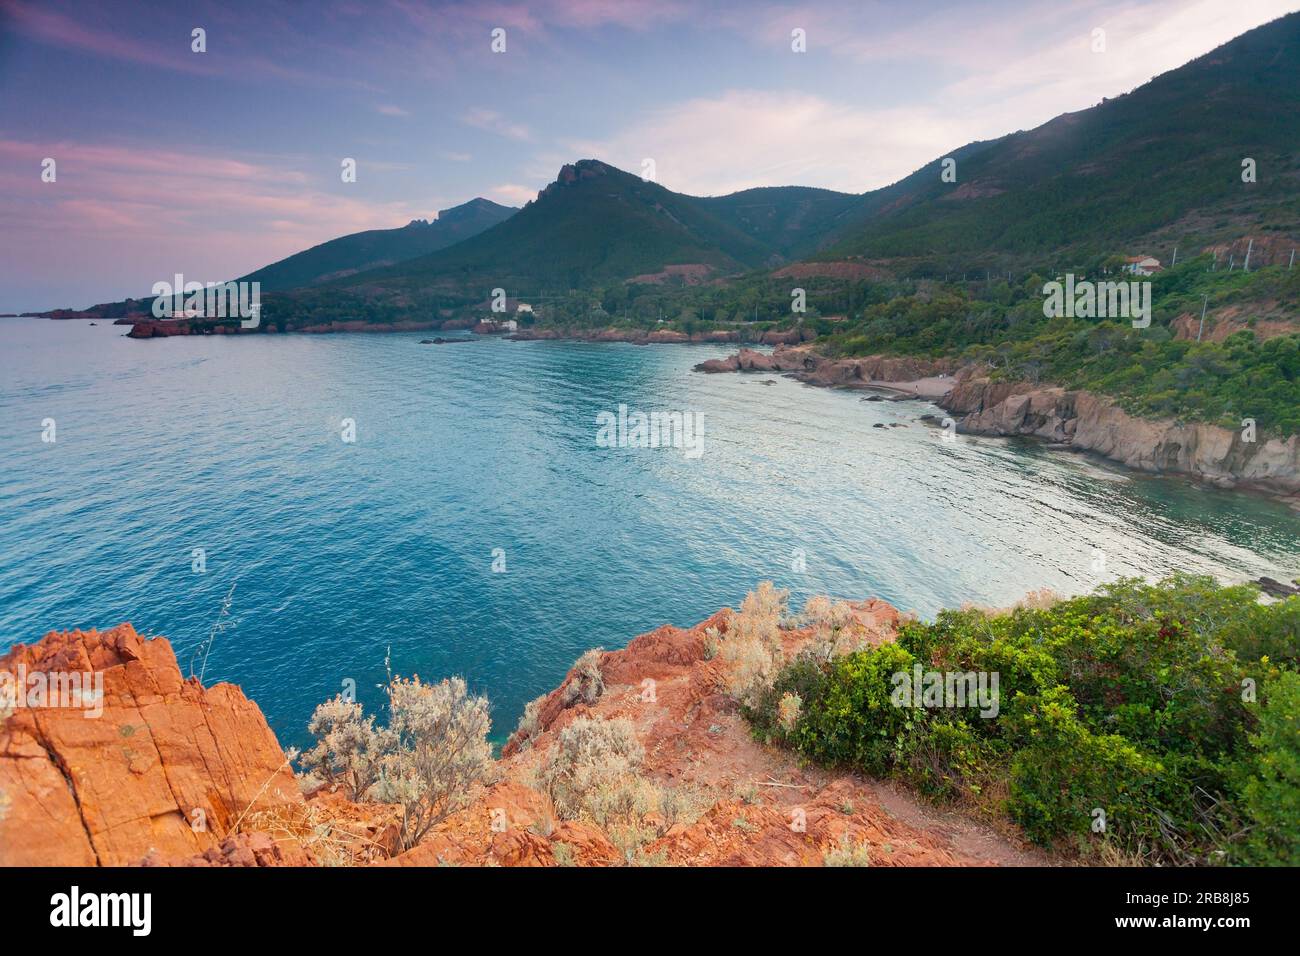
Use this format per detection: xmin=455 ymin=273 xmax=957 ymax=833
xmin=300 ymin=674 xmax=493 ymax=851
xmin=744 ymin=576 xmax=1300 ymax=865
xmin=814 ymin=259 xmax=1300 ymax=436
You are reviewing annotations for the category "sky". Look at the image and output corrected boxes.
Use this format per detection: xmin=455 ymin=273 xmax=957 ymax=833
xmin=1 ymin=0 xmax=1296 ymax=312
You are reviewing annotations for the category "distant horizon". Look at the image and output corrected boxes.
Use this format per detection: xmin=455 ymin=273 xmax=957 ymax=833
xmin=1 ymin=0 xmax=1297 ymax=312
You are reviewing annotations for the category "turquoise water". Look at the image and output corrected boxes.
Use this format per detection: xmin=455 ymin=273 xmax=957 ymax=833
xmin=3 ymin=318 xmax=1299 ymax=746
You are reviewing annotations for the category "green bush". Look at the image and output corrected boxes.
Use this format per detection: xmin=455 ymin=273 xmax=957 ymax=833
xmin=1236 ymin=670 xmax=1300 ymax=865
xmin=1007 ymin=685 xmax=1163 ymax=850
xmin=788 ymin=642 xmax=923 ymax=776
xmin=752 ymin=575 xmax=1300 ymax=865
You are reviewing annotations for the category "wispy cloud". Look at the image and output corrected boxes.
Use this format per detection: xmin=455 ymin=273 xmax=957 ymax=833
xmin=0 ymin=137 xmax=442 ymax=308
xmin=490 ymin=182 xmax=540 ymax=205
xmin=462 ymin=108 xmax=532 ymax=141
xmin=577 ymin=0 xmax=1299 ymax=195
xmin=376 ymin=103 xmax=410 ymax=116
xmin=572 ymin=90 xmax=963 ymax=195
xmin=3 ymin=0 xmax=215 ymax=74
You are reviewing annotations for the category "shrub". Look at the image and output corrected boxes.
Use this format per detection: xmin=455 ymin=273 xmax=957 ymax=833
xmin=560 ymin=648 xmax=605 ymax=707
xmin=512 ymin=693 xmax=546 ymax=751
xmin=308 ymin=676 xmax=493 ymax=852
xmin=539 ymin=716 xmax=683 ymax=864
xmin=540 ymin=716 xmax=646 ymax=822
xmin=750 ymin=575 xmax=1300 ymax=865
xmin=791 ymin=642 xmax=923 ymax=776
xmin=803 ymin=594 xmax=868 ymax=659
xmin=551 ymin=841 xmax=576 ymax=867
xmin=1007 ymin=686 xmax=1163 ymax=852
xmin=748 ymin=652 xmax=829 ymax=743
xmin=823 ymin=834 xmax=872 ymax=866
xmin=719 ymin=582 xmax=789 ymax=708
xmin=299 ymin=695 xmax=390 ymax=801
xmin=777 ymin=692 xmax=802 ymax=732
xmin=1236 ymin=670 xmax=1300 ymax=865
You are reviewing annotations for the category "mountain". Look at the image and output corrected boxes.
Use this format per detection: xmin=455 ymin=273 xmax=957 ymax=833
xmin=815 ymin=12 xmax=1300 ymax=270
xmin=696 ymin=185 xmax=864 ymax=259
xmin=239 ymin=197 xmax=517 ymax=291
xmin=333 ymin=160 xmax=797 ymax=296
xmin=26 ymin=197 xmax=517 ymax=316
xmin=334 ymin=14 xmax=1300 ymax=301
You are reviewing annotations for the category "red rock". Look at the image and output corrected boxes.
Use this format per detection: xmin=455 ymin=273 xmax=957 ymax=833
xmin=0 ymin=624 xmax=302 ymax=866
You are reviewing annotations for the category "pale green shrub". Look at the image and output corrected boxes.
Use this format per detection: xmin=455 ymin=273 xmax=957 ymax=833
xmin=777 ymin=691 xmax=803 ymax=732
xmin=824 ymin=834 xmax=872 ymax=866
xmin=540 ymin=716 xmax=645 ymax=822
xmin=299 ymin=696 xmax=391 ymax=801
xmin=370 ymin=676 xmax=493 ymax=851
xmin=303 ymin=675 xmax=493 ymax=852
xmin=719 ymin=582 xmax=791 ymax=709
xmin=560 ymin=648 xmax=605 ymax=707
xmin=551 ymin=841 xmax=576 ymax=867
xmin=512 ymin=693 xmax=546 ymax=751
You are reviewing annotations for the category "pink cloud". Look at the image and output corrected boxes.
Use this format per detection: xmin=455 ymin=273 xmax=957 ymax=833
xmin=0 ymin=137 xmax=446 ymax=309
xmin=3 ymin=0 xmax=215 ymax=74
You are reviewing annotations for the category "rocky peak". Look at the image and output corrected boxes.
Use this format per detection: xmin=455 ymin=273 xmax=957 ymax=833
xmin=437 ymin=197 xmax=508 ymax=223
xmin=536 ymin=159 xmax=616 ymax=202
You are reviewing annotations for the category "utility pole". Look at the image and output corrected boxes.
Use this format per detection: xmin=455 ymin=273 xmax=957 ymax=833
xmin=1171 ymin=245 xmax=1178 ymax=267
xmin=1291 ymin=249 xmax=1296 ymax=271
xmin=1243 ymin=238 xmax=1253 ymax=273
xmin=1197 ymin=294 xmax=1208 ymax=342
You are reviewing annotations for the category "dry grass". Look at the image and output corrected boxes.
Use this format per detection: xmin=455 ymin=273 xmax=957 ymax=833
xmin=538 ymin=715 xmax=706 ymax=865
xmin=718 ymin=582 xmax=789 ymax=708
xmin=240 ymin=800 xmax=395 ymax=866
xmin=823 ymin=833 xmax=873 ymax=867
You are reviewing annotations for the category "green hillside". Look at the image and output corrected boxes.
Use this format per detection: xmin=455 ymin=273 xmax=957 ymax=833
xmin=240 ymin=197 xmax=516 ymax=291
xmin=817 ymin=11 xmax=1300 ymax=271
xmin=696 ymin=185 xmax=862 ymax=259
xmin=334 ymin=160 xmax=784 ymax=298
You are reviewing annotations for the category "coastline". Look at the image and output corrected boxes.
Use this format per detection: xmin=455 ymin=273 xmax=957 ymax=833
xmin=111 ymin=315 xmax=818 ymax=346
xmin=0 ymin=605 xmax=1051 ymax=868
xmin=31 ymin=312 xmax=1300 ymax=505
xmin=696 ymin=344 xmax=1300 ymax=507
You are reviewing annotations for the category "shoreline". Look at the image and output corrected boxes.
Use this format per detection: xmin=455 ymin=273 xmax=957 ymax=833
xmin=30 ymin=311 xmax=819 ymax=348
xmin=29 ymin=315 xmax=1300 ymax=508
xmin=696 ymin=344 xmax=1300 ymax=509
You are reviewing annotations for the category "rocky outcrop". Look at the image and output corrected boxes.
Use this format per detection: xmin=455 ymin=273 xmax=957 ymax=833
xmin=694 ymin=344 xmax=956 ymax=387
xmin=127 ymin=318 xmax=449 ymax=337
xmin=1 ymin=600 xmax=1048 ymax=867
xmin=696 ymin=342 xmax=1300 ymax=496
xmin=145 ymin=831 xmax=316 ymax=867
xmin=536 ymin=159 xmax=613 ymax=201
xmin=507 ymin=326 xmax=775 ymax=345
xmin=0 ymin=624 xmax=300 ymax=866
xmin=941 ymin=375 xmax=1300 ymax=495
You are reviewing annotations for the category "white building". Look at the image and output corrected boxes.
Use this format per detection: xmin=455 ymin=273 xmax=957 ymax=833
xmin=1124 ymin=256 xmax=1162 ymax=276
